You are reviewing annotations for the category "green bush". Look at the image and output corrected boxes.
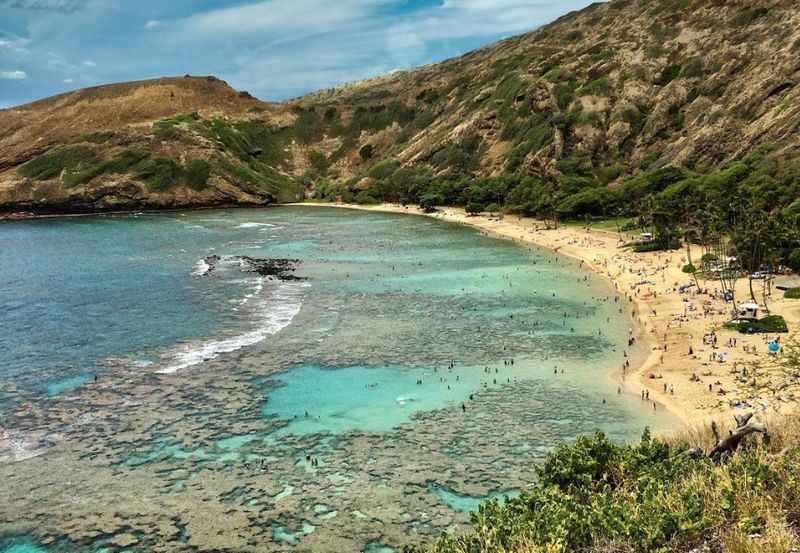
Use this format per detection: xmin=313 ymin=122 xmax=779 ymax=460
xmin=655 ymin=64 xmax=682 ymax=86
xmin=784 ymin=288 xmax=800 ymax=299
xmin=682 ymin=264 xmax=696 ymax=274
xmin=724 ymin=315 xmax=788 ymax=334
xmin=136 ymin=158 xmax=184 ymax=191
xmin=359 ymin=144 xmax=374 ymax=161
xmin=184 ymin=159 xmax=211 ymax=190
xmin=465 ymin=202 xmax=484 ymax=215
xmin=787 ymin=249 xmax=800 ymax=271
xmin=422 ymin=429 xmax=799 ymax=553
xmin=419 ymin=193 xmax=444 ymax=213
xmin=630 ymin=240 xmax=681 ymax=253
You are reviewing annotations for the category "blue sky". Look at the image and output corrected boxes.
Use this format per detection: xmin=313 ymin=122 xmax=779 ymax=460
xmin=0 ymin=0 xmax=600 ymax=108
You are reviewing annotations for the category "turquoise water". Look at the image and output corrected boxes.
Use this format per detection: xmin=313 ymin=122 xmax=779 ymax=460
xmin=0 ymin=541 xmax=48 ymax=553
xmin=263 ymin=364 xmax=490 ymax=434
xmin=429 ymin=484 xmax=520 ymax=512
xmin=0 ymin=206 xmax=676 ymax=552
xmin=0 ymin=213 xmax=273 ymax=397
xmin=45 ymin=373 xmax=94 ymax=396
xmin=0 ymin=538 xmax=98 ymax=553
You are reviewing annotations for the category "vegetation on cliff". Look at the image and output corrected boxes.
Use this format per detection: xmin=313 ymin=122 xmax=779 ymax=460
xmin=409 ymin=420 xmax=799 ymax=553
xmin=403 ymin=337 xmax=800 ymax=553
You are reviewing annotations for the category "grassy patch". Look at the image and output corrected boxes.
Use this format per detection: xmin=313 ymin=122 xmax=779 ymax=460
xmin=63 ymin=149 xmax=150 ymax=187
xmin=629 ymin=240 xmax=681 ymax=253
xmin=217 ymin=158 xmax=302 ymax=202
xmin=135 ymin=157 xmax=211 ymax=192
xmin=18 ymin=145 xmax=99 ymax=181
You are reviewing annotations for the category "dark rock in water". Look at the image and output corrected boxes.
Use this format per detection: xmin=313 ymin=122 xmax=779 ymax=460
xmin=201 ymin=255 xmax=221 ymax=275
xmin=238 ymin=256 xmax=304 ymax=280
xmin=199 ymin=255 xmax=303 ymax=280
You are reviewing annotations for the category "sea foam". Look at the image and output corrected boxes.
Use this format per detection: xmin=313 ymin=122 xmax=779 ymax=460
xmin=237 ymin=222 xmax=276 ymax=229
xmin=157 ymin=280 xmax=307 ymax=374
xmin=191 ymin=258 xmax=212 ymax=276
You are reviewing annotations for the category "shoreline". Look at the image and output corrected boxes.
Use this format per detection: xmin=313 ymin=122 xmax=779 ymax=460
xmin=292 ymin=202 xmax=800 ymax=429
xmin=0 ymin=203 xmax=277 ymax=222
xmin=5 ymin=200 xmax=795 ymax=429
xmin=293 ymin=202 xmax=683 ymax=425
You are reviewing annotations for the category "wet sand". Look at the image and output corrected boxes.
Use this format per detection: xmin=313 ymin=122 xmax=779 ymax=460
xmin=300 ymin=202 xmax=800 ymax=428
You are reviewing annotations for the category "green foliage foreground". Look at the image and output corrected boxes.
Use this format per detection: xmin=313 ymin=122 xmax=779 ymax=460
xmin=410 ymin=430 xmax=800 ymax=553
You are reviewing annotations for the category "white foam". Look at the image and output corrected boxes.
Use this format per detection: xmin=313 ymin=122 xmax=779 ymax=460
xmin=0 ymin=431 xmax=50 ymax=463
xmin=158 ymin=281 xmax=308 ymax=374
xmin=191 ymin=258 xmax=212 ymax=276
xmin=238 ymin=222 xmax=276 ymax=229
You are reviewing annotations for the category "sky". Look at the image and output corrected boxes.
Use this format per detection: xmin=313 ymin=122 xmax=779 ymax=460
xmin=0 ymin=0 xmax=601 ymax=109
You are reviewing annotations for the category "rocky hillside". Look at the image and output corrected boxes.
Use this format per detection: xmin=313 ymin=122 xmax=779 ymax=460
xmin=0 ymin=76 xmax=303 ymax=214
xmin=2 ymin=0 xmax=800 ymax=215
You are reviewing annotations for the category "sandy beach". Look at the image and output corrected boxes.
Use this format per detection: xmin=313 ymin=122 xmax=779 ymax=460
xmin=299 ymin=202 xmax=800 ymax=428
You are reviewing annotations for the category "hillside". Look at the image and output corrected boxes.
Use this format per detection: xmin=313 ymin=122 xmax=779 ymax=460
xmin=0 ymin=76 xmax=303 ymax=213
xmin=1 ymin=0 xmax=800 ymax=221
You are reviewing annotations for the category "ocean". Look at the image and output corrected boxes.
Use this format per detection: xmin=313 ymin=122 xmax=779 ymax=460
xmin=0 ymin=206 xmax=676 ymax=552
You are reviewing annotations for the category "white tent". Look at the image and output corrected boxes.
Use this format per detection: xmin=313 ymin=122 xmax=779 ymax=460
xmin=737 ymin=302 xmax=759 ymax=320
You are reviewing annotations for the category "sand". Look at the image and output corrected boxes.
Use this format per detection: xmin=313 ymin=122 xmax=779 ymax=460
xmin=298 ymin=202 xmax=800 ymax=429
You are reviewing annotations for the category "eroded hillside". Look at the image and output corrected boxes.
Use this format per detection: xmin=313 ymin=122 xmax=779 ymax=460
xmin=1 ymin=0 xmax=799 ymax=215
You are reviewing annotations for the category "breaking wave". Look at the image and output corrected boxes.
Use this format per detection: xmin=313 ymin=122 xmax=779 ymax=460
xmin=237 ymin=222 xmax=276 ymax=229
xmin=157 ymin=280 xmax=308 ymax=374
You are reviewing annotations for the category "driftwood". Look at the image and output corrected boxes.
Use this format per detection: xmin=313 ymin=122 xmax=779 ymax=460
xmin=709 ymin=413 xmax=768 ymax=458
xmin=682 ymin=412 xmax=768 ymax=461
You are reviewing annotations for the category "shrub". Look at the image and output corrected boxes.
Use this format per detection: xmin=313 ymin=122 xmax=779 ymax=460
xmin=682 ymin=263 xmax=697 ymax=274
xmin=725 ymin=315 xmax=788 ymax=334
xmin=466 ymin=202 xmax=485 ymax=215
xmin=422 ymin=426 xmax=799 ymax=553
xmin=184 ymin=159 xmax=211 ymax=190
xmin=136 ymin=157 xmax=211 ymax=191
xmin=787 ymin=249 xmax=800 ymax=271
xmin=359 ymin=144 xmax=374 ymax=161
xmin=419 ymin=193 xmax=444 ymax=213
xmin=18 ymin=145 xmax=98 ymax=181
xmin=655 ymin=64 xmax=682 ymax=86
xmin=631 ymin=240 xmax=681 ymax=253
xmin=732 ymin=7 xmax=769 ymax=27
xmin=579 ymin=77 xmax=612 ymax=96
xmin=366 ymin=159 xmax=400 ymax=180
xmin=135 ymin=158 xmax=184 ymax=191
xmin=307 ymin=150 xmax=330 ymax=175
xmin=63 ymin=149 xmax=150 ymax=187
xmin=784 ymin=288 xmax=800 ymax=299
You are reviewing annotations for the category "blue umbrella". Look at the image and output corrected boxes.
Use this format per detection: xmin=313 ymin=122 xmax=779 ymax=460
xmin=768 ymin=341 xmax=780 ymax=353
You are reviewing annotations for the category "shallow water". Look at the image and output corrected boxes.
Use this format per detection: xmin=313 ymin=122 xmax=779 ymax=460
xmin=0 ymin=206 xmax=676 ymax=552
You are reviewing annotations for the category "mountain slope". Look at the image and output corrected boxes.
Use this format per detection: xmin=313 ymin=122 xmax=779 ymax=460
xmin=0 ymin=76 xmax=303 ymax=213
xmin=1 ymin=0 xmax=800 ymax=216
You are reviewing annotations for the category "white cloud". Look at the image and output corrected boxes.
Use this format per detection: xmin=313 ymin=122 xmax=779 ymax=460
xmin=3 ymin=0 xmax=604 ymax=103
xmin=0 ymin=70 xmax=27 ymax=80
xmin=0 ymin=36 xmax=32 ymax=54
xmin=171 ymin=0 xmax=387 ymax=40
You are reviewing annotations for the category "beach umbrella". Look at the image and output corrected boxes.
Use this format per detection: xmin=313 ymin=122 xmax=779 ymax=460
xmin=768 ymin=341 xmax=780 ymax=353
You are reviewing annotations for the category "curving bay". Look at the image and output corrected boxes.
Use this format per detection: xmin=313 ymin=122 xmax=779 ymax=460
xmin=0 ymin=206 xmax=675 ymax=553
